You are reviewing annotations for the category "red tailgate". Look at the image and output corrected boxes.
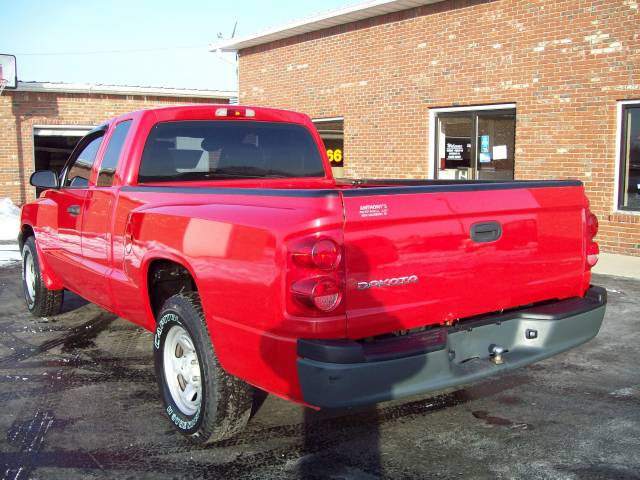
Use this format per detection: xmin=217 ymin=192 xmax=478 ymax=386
xmin=341 ymin=184 xmax=588 ymax=339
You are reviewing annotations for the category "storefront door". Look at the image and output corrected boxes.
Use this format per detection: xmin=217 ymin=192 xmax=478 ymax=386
xmin=435 ymin=108 xmax=516 ymax=180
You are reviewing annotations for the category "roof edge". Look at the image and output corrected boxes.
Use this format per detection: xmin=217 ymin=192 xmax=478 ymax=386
xmin=210 ymin=0 xmax=443 ymax=52
xmin=16 ymin=81 xmax=237 ymax=99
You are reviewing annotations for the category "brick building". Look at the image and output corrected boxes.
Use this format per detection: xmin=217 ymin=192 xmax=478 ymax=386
xmin=216 ymin=0 xmax=640 ymax=256
xmin=0 ymin=81 xmax=234 ymax=205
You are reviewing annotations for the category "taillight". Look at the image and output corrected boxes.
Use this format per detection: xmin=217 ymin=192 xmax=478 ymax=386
xmin=287 ymin=236 xmax=344 ymax=316
xmin=293 ymin=238 xmax=341 ymax=270
xmin=291 ymin=276 xmax=342 ymax=312
xmin=587 ymin=242 xmax=600 ymax=268
xmin=587 ymin=213 xmax=599 ymax=238
xmin=312 ymin=278 xmax=341 ymax=311
xmin=585 ymin=211 xmax=599 ymax=269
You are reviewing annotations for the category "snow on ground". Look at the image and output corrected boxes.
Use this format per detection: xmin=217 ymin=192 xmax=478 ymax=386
xmin=0 ymin=243 xmax=21 ymax=266
xmin=0 ymin=198 xmax=21 ymax=266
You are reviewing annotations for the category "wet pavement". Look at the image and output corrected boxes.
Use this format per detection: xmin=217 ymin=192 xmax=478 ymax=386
xmin=0 ymin=264 xmax=639 ymax=480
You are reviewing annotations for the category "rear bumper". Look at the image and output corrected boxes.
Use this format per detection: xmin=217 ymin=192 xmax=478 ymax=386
xmin=297 ymin=286 xmax=607 ymax=408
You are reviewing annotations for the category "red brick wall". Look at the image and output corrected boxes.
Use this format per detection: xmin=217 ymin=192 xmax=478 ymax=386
xmin=0 ymin=91 xmax=227 ymax=205
xmin=238 ymin=0 xmax=640 ymax=255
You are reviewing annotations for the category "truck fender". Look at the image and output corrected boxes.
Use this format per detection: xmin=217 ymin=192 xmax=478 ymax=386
xmin=140 ymin=251 xmax=201 ymax=325
xmin=140 ymin=251 xmax=236 ymax=373
xmin=19 ymin=226 xmax=64 ymax=291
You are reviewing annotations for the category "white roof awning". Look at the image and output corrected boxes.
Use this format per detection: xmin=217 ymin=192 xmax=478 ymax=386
xmin=211 ymin=0 xmax=445 ymax=52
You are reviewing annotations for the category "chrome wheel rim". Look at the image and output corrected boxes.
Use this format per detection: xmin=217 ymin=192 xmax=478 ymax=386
xmin=23 ymin=250 xmax=36 ymax=304
xmin=163 ymin=325 xmax=202 ymax=416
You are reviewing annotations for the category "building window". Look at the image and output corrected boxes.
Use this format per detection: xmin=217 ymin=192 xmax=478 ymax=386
xmin=619 ymin=104 xmax=640 ymax=211
xmin=313 ymin=118 xmax=344 ymax=177
xmin=433 ymin=107 xmax=516 ymax=180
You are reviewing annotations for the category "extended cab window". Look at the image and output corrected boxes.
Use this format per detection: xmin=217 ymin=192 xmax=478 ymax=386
xmin=64 ymin=133 xmax=104 ymax=188
xmin=98 ymin=120 xmax=132 ymax=187
xmin=138 ymin=121 xmax=325 ymax=183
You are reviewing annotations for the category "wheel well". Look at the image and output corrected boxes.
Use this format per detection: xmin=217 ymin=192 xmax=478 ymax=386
xmin=147 ymin=260 xmax=198 ymax=319
xmin=19 ymin=225 xmax=34 ymax=250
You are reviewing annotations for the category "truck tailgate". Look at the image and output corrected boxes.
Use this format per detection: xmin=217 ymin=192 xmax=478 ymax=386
xmin=341 ymin=182 xmax=588 ymax=339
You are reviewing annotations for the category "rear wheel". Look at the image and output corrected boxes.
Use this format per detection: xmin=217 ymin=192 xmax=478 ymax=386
xmin=21 ymin=236 xmax=63 ymax=317
xmin=154 ymin=292 xmax=253 ymax=444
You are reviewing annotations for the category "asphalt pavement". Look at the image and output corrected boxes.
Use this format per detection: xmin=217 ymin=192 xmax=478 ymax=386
xmin=0 ymin=263 xmax=638 ymax=480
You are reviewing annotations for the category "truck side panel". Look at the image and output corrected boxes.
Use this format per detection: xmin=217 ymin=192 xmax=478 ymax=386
xmin=110 ymin=189 xmax=345 ymax=402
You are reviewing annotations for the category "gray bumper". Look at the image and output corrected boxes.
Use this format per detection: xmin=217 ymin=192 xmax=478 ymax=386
xmin=297 ymin=287 xmax=606 ymax=408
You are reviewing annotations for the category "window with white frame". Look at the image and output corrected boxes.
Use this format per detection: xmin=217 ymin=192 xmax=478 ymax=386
xmin=431 ymin=105 xmax=516 ymax=181
xmin=619 ymin=103 xmax=640 ymax=211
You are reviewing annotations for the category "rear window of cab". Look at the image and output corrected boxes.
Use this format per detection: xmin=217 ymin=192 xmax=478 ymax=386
xmin=138 ymin=120 xmax=326 ymax=183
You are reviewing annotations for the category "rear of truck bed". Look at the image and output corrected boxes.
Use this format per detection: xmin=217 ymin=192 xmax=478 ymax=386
xmin=296 ymin=178 xmax=605 ymax=407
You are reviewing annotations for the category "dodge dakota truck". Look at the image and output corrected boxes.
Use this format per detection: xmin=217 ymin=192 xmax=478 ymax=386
xmin=20 ymin=105 xmax=606 ymax=444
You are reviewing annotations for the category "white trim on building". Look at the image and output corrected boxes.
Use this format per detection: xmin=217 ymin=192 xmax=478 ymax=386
xmin=313 ymin=117 xmax=344 ymax=123
xmin=32 ymin=125 xmax=95 ymax=137
xmin=17 ymin=81 xmax=236 ymax=99
xmin=211 ymin=0 xmax=444 ymax=52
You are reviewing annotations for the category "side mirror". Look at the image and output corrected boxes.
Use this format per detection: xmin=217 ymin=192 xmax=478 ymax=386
xmin=30 ymin=170 xmax=59 ymax=189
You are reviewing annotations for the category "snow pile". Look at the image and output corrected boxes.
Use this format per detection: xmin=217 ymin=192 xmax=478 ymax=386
xmin=0 ymin=198 xmax=21 ymax=266
xmin=0 ymin=244 xmax=21 ymax=265
xmin=0 ymin=198 xmax=20 ymax=242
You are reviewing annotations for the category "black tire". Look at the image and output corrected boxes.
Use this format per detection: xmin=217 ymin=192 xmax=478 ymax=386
xmin=21 ymin=236 xmax=64 ymax=317
xmin=154 ymin=292 xmax=253 ymax=444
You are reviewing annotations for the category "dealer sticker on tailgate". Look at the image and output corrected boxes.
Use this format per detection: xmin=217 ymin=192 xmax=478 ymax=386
xmin=359 ymin=203 xmax=388 ymax=218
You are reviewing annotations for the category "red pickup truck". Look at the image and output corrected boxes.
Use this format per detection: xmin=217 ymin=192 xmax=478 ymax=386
xmin=20 ymin=105 xmax=606 ymax=444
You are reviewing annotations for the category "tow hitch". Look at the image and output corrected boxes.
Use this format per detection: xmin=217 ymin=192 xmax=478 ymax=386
xmin=490 ymin=344 xmax=506 ymax=365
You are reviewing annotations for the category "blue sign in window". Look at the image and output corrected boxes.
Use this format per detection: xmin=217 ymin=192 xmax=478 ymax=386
xmin=480 ymin=135 xmax=490 ymax=153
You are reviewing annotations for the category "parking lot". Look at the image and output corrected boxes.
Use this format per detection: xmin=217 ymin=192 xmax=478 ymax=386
xmin=0 ymin=263 xmax=639 ymax=480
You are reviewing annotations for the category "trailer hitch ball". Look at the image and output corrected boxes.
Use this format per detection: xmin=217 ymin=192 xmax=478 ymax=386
xmin=490 ymin=344 xmax=506 ymax=365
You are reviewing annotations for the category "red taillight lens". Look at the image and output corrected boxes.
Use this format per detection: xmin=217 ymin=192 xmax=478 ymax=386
xmin=293 ymin=238 xmax=341 ymax=271
xmin=288 ymin=235 xmax=344 ymax=315
xmin=311 ymin=239 xmax=341 ymax=270
xmin=587 ymin=242 xmax=600 ymax=267
xmin=585 ymin=211 xmax=599 ymax=270
xmin=587 ymin=213 xmax=599 ymax=239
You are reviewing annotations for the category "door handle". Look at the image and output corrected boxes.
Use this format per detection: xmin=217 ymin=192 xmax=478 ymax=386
xmin=470 ymin=221 xmax=502 ymax=243
xmin=67 ymin=205 xmax=81 ymax=216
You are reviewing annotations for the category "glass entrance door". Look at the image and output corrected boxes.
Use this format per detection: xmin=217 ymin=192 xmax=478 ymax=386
xmin=476 ymin=111 xmax=516 ymax=180
xmin=435 ymin=115 xmax=473 ymax=180
xmin=435 ymin=108 xmax=515 ymax=180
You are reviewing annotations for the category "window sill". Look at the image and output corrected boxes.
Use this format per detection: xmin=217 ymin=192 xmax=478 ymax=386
xmin=609 ymin=211 xmax=640 ymax=223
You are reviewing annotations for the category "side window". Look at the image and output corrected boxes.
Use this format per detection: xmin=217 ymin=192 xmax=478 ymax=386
xmin=97 ymin=120 xmax=132 ymax=187
xmin=64 ymin=134 xmax=104 ymax=188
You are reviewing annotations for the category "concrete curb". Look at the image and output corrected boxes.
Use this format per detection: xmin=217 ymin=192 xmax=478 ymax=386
xmin=593 ymin=253 xmax=640 ymax=280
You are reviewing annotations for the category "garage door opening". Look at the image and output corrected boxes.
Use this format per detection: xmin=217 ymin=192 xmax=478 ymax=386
xmin=33 ymin=126 xmax=92 ymax=195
